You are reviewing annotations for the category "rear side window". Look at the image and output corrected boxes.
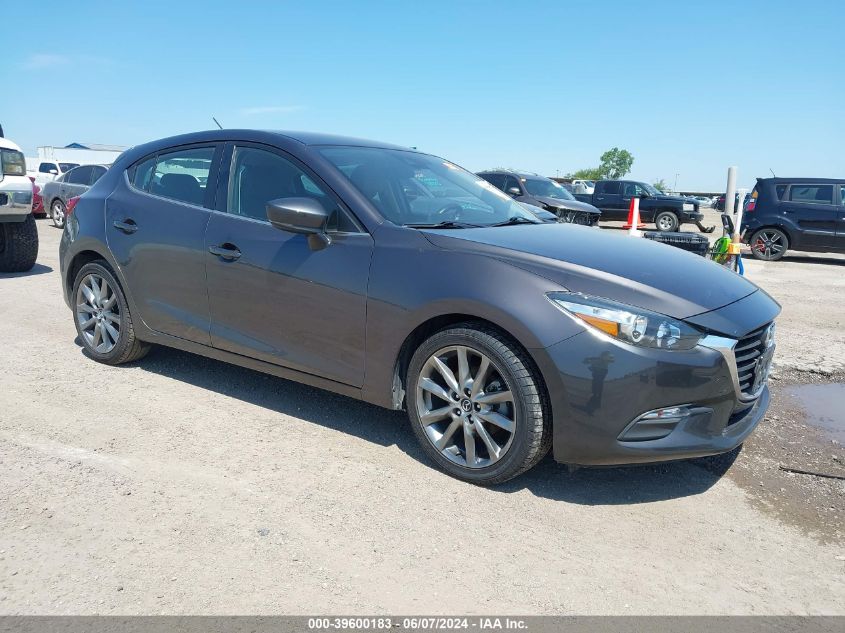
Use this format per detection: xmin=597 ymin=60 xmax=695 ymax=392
xmin=149 ymin=147 xmax=215 ymax=206
xmin=130 ymin=156 xmax=156 ymax=191
xmin=90 ymin=165 xmax=107 ymax=185
xmin=788 ymin=184 xmax=833 ymax=204
xmin=600 ymin=181 xmax=621 ymax=195
xmin=480 ymin=173 xmax=506 ymax=190
xmin=66 ymin=165 xmax=93 ymax=185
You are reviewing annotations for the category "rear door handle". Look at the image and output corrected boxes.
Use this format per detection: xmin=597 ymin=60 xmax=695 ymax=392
xmin=113 ymin=219 xmax=138 ymax=234
xmin=208 ymin=243 xmax=242 ymax=261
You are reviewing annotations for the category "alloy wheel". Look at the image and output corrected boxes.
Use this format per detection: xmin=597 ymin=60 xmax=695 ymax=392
xmin=753 ymin=230 xmax=786 ymax=260
xmin=76 ymin=273 xmax=121 ymax=354
xmin=52 ymin=201 xmax=65 ymax=227
xmin=415 ymin=345 xmax=517 ymax=469
xmin=657 ymin=214 xmax=675 ymax=231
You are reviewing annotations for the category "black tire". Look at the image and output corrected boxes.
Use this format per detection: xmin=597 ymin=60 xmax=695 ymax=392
xmin=51 ymin=199 xmax=66 ymax=228
xmin=0 ymin=214 xmax=39 ymax=273
xmin=749 ymin=228 xmax=788 ymax=261
xmin=72 ymin=260 xmax=150 ymax=365
xmin=654 ymin=210 xmax=680 ymax=232
xmin=406 ymin=323 xmax=551 ymax=485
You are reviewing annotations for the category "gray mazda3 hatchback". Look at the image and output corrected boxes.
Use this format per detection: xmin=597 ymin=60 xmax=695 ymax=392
xmin=60 ymin=130 xmax=780 ymax=485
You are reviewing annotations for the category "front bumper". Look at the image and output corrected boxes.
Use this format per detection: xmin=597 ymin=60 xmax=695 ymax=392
xmin=533 ymin=326 xmax=772 ymax=467
xmin=0 ymin=179 xmax=33 ymax=222
xmin=681 ymin=206 xmax=703 ymax=223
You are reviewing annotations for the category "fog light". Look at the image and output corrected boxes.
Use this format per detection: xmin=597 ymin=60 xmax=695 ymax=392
xmin=618 ymin=406 xmax=693 ymax=442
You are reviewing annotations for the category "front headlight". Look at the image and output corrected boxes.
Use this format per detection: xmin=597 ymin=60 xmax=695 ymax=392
xmin=547 ymin=292 xmax=704 ymax=350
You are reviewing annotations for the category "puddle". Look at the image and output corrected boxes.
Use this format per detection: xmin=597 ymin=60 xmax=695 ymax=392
xmin=785 ymin=383 xmax=845 ymax=443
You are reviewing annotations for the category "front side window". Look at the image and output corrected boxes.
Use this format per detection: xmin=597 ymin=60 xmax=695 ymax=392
xmin=149 ymin=147 xmax=215 ymax=206
xmin=227 ymin=146 xmax=355 ymax=231
xmin=788 ymin=184 xmax=833 ymax=204
xmin=523 ymin=178 xmax=576 ymax=200
xmin=502 ymin=175 xmax=522 ymax=194
xmin=319 ymin=147 xmax=537 ymax=227
xmin=39 ymin=162 xmax=57 ymax=174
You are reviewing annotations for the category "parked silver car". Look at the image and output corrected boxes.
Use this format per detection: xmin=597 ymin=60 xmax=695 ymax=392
xmin=41 ymin=164 xmax=108 ymax=228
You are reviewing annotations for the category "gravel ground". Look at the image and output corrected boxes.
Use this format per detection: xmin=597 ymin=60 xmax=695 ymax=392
xmin=0 ymin=219 xmax=843 ymax=615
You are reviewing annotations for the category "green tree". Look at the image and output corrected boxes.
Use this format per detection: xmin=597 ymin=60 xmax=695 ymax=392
xmin=652 ymin=178 xmax=669 ymax=192
xmin=568 ymin=148 xmax=635 ymax=180
xmin=599 ymin=147 xmax=634 ymax=179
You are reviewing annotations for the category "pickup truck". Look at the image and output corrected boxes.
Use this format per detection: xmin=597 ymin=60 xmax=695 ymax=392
xmin=0 ymin=137 xmax=38 ymax=272
xmin=574 ymin=180 xmax=704 ymax=232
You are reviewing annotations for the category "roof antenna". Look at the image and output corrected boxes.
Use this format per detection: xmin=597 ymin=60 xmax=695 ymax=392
xmin=212 ymin=116 xmax=223 ymax=130
xmin=769 ymin=167 xmax=776 ymax=177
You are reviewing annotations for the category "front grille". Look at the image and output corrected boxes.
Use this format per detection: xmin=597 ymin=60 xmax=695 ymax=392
xmin=734 ymin=323 xmax=773 ymax=397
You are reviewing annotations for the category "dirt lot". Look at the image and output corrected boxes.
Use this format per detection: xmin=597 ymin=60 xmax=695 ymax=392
xmin=0 ymin=218 xmax=843 ymax=615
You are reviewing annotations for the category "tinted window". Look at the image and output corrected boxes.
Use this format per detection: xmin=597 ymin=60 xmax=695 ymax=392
xmin=622 ymin=182 xmax=647 ymax=197
xmin=788 ymin=184 xmax=833 ymax=204
xmin=480 ymin=173 xmax=506 ymax=190
xmin=503 ymin=176 xmax=522 ymax=193
xmin=131 ymin=156 xmax=157 ymax=191
xmin=90 ymin=165 xmax=107 ymax=184
xmin=775 ymin=184 xmax=787 ymax=199
xmin=600 ymin=181 xmax=621 ymax=195
xmin=841 ymin=187 xmax=845 ymax=205
xmin=39 ymin=162 xmax=57 ymax=174
xmin=59 ymin=163 xmax=79 ymax=172
xmin=67 ymin=165 xmax=93 ymax=185
xmin=149 ymin=147 xmax=214 ymax=206
xmin=228 ymin=146 xmax=355 ymax=230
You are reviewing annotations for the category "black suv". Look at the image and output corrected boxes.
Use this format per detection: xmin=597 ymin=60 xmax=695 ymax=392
xmin=742 ymin=178 xmax=845 ymax=261
xmin=477 ymin=170 xmax=601 ymax=226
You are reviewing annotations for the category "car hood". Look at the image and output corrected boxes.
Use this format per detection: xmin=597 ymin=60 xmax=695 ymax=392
xmin=533 ymin=196 xmax=601 ymax=214
xmin=421 ymin=223 xmax=762 ymax=322
xmin=650 ymin=194 xmax=690 ymax=205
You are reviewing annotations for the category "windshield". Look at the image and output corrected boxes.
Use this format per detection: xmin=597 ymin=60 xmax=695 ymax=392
xmin=523 ymin=178 xmax=576 ymax=200
xmin=640 ymin=182 xmax=662 ymax=196
xmin=319 ymin=147 xmax=537 ymax=227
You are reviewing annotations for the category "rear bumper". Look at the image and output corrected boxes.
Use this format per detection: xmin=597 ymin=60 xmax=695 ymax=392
xmin=532 ymin=327 xmax=770 ymax=467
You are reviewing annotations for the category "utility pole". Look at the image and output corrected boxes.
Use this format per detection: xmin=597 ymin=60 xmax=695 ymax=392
xmin=674 ymin=173 xmax=679 ymax=193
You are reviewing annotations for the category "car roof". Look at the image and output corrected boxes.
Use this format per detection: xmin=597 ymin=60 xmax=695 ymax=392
xmin=134 ymin=129 xmax=411 ymax=151
xmin=757 ymin=177 xmax=845 ymax=184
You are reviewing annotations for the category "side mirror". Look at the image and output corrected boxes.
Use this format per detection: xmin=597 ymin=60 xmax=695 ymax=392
xmin=266 ymin=197 xmax=331 ymax=250
xmin=721 ymin=213 xmax=734 ymax=234
xmin=49 ymin=169 xmax=59 ymax=176
xmin=506 ymin=187 xmax=521 ymax=197
xmin=638 ymin=191 xmax=650 ymax=198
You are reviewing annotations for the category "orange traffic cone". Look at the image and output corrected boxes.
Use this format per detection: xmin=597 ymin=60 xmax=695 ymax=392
xmin=622 ymin=196 xmax=646 ymax=230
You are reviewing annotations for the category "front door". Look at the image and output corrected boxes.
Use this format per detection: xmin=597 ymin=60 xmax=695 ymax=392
xmin=204 ymin=143 xmax=373 ymax=387
xmin=105 ymin=143 xmax=222 ymax=345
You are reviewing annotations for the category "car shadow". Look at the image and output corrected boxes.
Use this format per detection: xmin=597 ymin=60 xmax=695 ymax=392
xmin=84 ymin=343 xmax=727 ymax=505
xmin=0 ymin=263 xmax=54 ymax=278
xmin=781 ymin=254 xmax=845 ymax=266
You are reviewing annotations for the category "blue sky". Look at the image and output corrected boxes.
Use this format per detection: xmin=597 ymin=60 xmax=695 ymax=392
xmin=2 ymin=0 xmax=842 ymax=191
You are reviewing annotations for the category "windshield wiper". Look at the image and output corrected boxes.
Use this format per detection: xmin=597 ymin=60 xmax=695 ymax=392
xmin=489 ymin=216 xmax=540 ymax=227
xmin=405 ymin=220 xmax=483 ymax=229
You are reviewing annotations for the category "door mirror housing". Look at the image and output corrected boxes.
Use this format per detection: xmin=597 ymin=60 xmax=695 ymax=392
xmin=506 ymin=187 xmax=521 ymax=197
xmin=266 ymin=197 xmax=332 ymax=249
xmin=638 ymin=190 xmax=650 ymax=198
xmin=49 ymin=169 xmax=59 ymax=176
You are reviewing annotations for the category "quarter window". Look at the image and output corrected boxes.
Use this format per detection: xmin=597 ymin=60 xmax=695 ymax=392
xmin=130 ymin=156 xmax=157 ymax=191
xmin=788 ymin=185 xmax=833 ymax=204
xmin=90 ymin=165 xmax=107 ymax=185
xmin=146 ymin=147 xmax=215 ymax=206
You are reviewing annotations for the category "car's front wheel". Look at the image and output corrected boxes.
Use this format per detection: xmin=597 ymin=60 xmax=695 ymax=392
xmin=72 ymin=261 xmax=150 ymax=364
xmin=749 ymin=228 xmax=788 ymax=261
xmin=51 ymin=199 xmax=66 ymax=228
xmin=406 ymin=324 xmax=551 ymax=485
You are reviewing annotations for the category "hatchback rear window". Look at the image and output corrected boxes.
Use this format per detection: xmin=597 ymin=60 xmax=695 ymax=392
xmin=788 ymin=185 xmax=833 ymax=204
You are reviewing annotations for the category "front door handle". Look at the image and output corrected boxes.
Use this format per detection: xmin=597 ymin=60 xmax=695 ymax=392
xmin=208 ymin=243 xmax=242 ymax=261
xmin=113 ymin=219 xmax=138 ymax=234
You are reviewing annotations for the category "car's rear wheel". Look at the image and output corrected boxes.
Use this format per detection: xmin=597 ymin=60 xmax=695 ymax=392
xmin=655 ymin=210 xmax=679 ymax=232
xmin=0 ymin=214 xmax=38 ymax=273
xmin=51 ymin=199 xmax=66 ymax=228
xmin=406 ymin=324 xmax=551 ymax=485
xmin=749 ymin=228 xmax=788 ymax=261
xmin=72 ymin=261 xmax=150 ymax=364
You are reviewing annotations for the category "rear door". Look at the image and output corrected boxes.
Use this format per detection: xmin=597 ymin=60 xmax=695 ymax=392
xmin=204 ymin=142 xmax=373 ymax=386
xmin=593 ymin=181 xmax=624 ymax=218
xmin=782 ymin=183 xmax=837 ymax=250
xmin=105 ymin=143 xmax=222 ymax=345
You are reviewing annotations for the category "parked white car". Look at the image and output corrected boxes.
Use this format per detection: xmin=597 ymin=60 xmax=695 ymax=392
xmin=27 ymin=159 xmax=81 ymax=187
xmin=572 ymin=179 xmax=596 ymax=194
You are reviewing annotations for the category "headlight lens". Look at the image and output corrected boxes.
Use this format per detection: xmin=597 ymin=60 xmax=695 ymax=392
xmin=547 ymin=292 xmax=704 ymax=350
